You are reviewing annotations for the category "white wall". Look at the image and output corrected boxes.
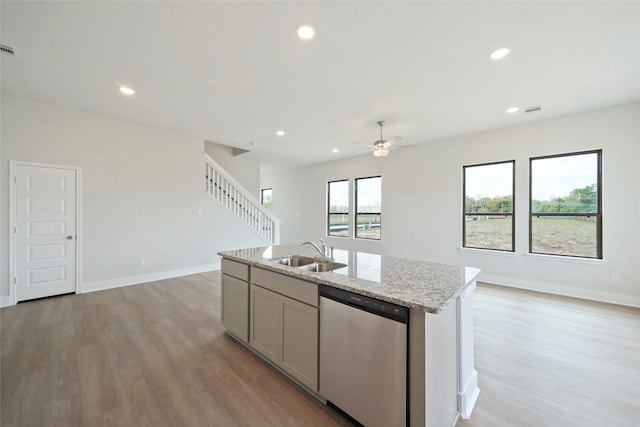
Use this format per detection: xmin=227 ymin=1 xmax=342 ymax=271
xmin=262 ymin=102 xmax=640 ymax=306
xmin=204 ymin=141 xmax=261 ymax=199
xmin=1 ymin=94 xmax=265 ymax=303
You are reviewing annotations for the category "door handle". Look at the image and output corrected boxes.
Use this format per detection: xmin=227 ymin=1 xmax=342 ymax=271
xmin=66 ymin=235 xmax=74 ymax=240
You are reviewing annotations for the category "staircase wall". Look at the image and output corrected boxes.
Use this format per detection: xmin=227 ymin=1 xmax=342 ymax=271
xmin=205 ymin=154 xmax=280 ymax=245
xmin=204 ymin=140 xmax=261 ymax=199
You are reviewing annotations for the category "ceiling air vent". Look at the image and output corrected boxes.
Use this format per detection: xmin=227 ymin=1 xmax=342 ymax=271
xmin=1 ymin=44 xmax=17 ymax=58
xmin=524 ymin=105 xmax=542 ymax=114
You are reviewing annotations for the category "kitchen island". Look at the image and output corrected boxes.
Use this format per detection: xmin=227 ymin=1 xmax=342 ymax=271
xmin=218 ymin=244 xmax=480 ymax=427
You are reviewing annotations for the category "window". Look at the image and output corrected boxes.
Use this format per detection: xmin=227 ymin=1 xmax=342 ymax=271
xmin=261 ymin=188 xmax=272 ymax=210
xmin=463 ymin=161 xmax=515 ymax=251
xmin=355 ymin=176 xmax=381 ymax=240
xmin=530 ymin=150 xmax=602 ymax=258
xmin=328 ymin=180 xmax=349 ymax=237
xmin=327 ymin=176 xmax=383 ymax=239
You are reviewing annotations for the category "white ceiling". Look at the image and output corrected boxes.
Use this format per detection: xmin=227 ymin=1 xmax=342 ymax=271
xmin=2 ymin=1 xmax=639 ymax=172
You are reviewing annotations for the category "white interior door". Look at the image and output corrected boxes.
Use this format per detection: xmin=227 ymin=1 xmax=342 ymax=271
xmin=14 ymin=164 xmax=78 ymax=302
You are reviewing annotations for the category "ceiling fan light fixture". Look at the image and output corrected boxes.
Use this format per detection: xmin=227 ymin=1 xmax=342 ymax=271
xmin=373 ymin=148 xmax=389 ymax=157
xmin=351 ymin=120 xmax=401 ymax=157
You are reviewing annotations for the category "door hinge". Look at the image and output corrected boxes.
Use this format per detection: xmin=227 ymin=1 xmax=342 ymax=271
xmin=13 ymin=175 xmax=16 ymax=183
xmin=14 ymin=277 xmax=17 ymax=284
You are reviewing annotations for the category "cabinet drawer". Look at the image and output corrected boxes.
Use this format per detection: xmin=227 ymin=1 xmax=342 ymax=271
xmin=251 ymin=267 xmax=318 ymax=307
xmin=222 ymin=258 xmax=249 ymax=281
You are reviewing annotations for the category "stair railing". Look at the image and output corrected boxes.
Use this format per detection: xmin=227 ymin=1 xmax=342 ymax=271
xmin=205 ymin=153 xmax=281 ymax=244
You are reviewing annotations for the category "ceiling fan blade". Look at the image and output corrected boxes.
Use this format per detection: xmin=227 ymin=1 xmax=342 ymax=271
xmin=352 ymin=141 xmax=373 ymax=148
xmin=354 ymin=148 xmax=375 ymax=155
xmin=382 ymin=136 xmax=403 ymax=149
xmin=384 ymin=136 xmax=403 ymax=146
xmin=390 ymin=144 xmax=416 ymax=150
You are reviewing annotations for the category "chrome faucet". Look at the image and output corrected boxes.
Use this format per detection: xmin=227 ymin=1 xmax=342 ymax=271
xmin=302 ymin=238 xmax=332 ymax=259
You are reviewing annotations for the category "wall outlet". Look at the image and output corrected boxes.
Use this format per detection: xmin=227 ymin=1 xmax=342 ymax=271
xmin=611 ymin=273 xmax=621 ymax=283
xmin=138 ymin=259 xmax=145 ymax=268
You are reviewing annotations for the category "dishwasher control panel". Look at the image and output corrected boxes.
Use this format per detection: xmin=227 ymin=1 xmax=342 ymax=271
xmin=319 ymin=285 xmax=409 ymax=323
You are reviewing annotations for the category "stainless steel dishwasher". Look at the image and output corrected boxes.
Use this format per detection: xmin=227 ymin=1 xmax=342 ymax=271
xmin=319 ymin=285 xmax=409 ymax=427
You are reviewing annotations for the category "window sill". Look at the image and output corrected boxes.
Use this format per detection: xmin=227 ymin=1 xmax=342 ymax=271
xmin=524 ymin=253 xmax=607 ymax=265
xmin=458 ymin=248 xmax=607 ymax=264
xmin=458 ymin=247 xmax=519 ymax=257
xmin=324 ymin=236 xmax=382 ymax=243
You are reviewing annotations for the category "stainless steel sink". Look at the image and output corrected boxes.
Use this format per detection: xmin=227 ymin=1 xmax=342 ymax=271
xmin=269 ymin=256 xmax=316 ymax=267
xmin=268 ymin=256 xmax=347 ymax=272
xmin=298 ymin=261 xmax=347 ymax=273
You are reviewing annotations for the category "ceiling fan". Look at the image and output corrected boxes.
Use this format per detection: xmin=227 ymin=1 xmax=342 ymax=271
xmin=353 ymin=120 xmax=403 ymax=157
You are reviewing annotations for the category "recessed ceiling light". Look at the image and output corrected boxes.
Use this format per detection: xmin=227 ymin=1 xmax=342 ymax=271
xmin=297 ymin=25 xmax=315 ymax=40
xmin=119 ymin=86 xmax=135 ymax=95
xmin=506 ymin=107 xmax=520 ymax=114
xmin=276 ymin=130 xmax=285 ymax=136
xmin=332 ymin=148 xmax=339 ymax=153
xmin=490 ymin=47 xmax=510 ymax=60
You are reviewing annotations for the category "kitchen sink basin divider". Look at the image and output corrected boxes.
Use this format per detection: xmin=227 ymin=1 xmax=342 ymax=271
xmin=205 ymin=153 xmax=281 ymax=244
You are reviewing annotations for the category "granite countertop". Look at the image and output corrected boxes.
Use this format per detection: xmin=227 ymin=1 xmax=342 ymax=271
xmin=218 ymin=244 xmax=481 ymax=313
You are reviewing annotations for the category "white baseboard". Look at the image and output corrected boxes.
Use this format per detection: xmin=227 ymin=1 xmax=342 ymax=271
xmin=458 ymin=370 xmax=480 ymax=419
xmin=480 ymin=273 xmax=640 ymax=308
xmin=81 ymin=263 xmax=220 ymax=294
xmin=1 ymin=295 xmax=14 ymax=308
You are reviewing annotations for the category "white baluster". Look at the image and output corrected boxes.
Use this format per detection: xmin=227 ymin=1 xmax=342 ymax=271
xmin=204 ymin=155 xmax=280 ymax=245
xmin=215 ymin=171 xmax=219 ymax=199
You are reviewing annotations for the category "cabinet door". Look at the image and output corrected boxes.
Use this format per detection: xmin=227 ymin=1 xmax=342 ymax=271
xmin=249 ymin=284 xmax=280 ymax=364
xmin=221 ymin=274 xmax=249 ymax=342
xmin=280 ymin=295 xmax=319 ymax=392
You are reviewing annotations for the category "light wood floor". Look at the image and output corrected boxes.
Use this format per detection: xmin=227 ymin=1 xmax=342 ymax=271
xmin=457 ymin=283 xmax=640 ymax=427
xmin=1 ymin=272 xmax=638 ymax=426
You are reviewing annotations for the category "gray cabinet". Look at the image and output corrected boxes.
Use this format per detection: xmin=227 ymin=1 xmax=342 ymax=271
xmin=249 ymin=284 xmax=280 ymax=363
xmin=221 ymin=259 xmax=250 ymax=342
xmin=249 ymin=267 xmax=319 ymax=392
xmin=280 ymin=295 xmax=318 ymax=390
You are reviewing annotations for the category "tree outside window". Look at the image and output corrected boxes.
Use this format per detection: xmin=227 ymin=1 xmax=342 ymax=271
xmin=530 ymin=150 xmax=602 ymax=258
